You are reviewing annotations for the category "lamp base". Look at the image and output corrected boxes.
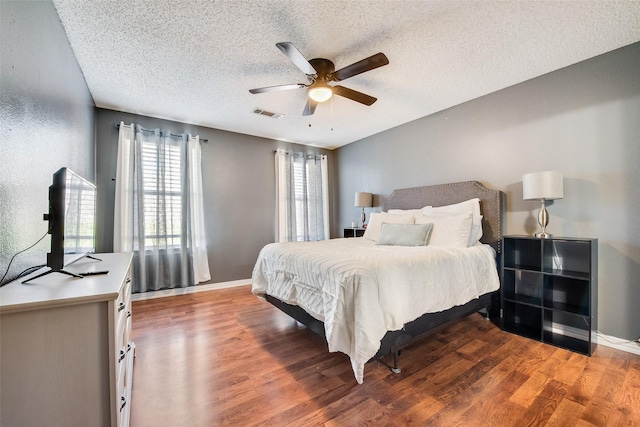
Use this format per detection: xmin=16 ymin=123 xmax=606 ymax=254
xmin=535 ymin=199 xmax=552 ymax=239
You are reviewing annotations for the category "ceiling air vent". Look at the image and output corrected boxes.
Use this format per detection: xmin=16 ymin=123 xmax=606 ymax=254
xmin=253 ymin=108 xmax=284 ymax=119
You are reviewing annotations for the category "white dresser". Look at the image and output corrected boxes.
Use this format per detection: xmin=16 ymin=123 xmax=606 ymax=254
xmin=0 ymin=252 xmax=135 ymax=427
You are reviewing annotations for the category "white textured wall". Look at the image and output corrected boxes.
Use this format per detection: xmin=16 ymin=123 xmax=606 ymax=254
xmin=335 ymin=42 xmax=640 ymax=341
xmin=0 ymin=0 xmax=95 ymax=279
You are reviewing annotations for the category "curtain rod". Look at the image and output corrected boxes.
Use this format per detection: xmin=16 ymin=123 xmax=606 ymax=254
xmin=115 ymin=123 xmax=208 ymax=143
xmin=273 ymin=150 xmax=327 ymax=159
xmin=273 ymin=150 xmax=326 ymax=155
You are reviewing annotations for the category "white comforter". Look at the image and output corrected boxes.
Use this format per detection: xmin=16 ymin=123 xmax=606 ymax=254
xmin=251 ymin=237 xmax=500 ymax=383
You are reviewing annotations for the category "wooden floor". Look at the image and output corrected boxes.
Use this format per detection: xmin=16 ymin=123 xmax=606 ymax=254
xmin=130 ymin=285 xmax=639 ymax=426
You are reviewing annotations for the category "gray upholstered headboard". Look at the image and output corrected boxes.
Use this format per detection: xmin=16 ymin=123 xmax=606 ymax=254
xmin=382 ymin=181 xmax=504 ymax=252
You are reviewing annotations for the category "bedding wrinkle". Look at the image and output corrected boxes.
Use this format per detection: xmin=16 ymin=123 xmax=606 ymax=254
xmin=251 ymin=238 xmax=499 ymax=383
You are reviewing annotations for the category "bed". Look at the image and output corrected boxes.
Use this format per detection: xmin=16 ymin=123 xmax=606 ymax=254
xmin=252 ymin=181 xmax=504 ymax=384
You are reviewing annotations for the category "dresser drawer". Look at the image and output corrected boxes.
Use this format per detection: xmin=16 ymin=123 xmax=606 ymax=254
xmin=116 ymin=347 xmax=127 ymax=394
xmin=114 ymin=275 xmax=132 ymax=361
xmin=115 ymin=308 xmax=132 ymax=358
xmin=117 ymin=277 xmax=132 ymax=319
xmin=113 ymin=267 xmax=133 ymax=427
xmin=118 ymin=341 xmax=135 ymax=427
xmin=118 ymin=392 xmax=129 ymax=427
xmin=118 ymin=387 xmax=132 ymax=427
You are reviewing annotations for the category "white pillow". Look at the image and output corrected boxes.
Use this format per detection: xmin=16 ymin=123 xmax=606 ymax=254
xmin=363 ymin=212 xmax=415 ymax=242
xmin=415 ymin=212 xmax=473 ymax=247
xmin=422 ymin=198 xmax=482 ymax=246
xmin=387 ymin=206 xmax=431 ymax=215
xmin=377 ymin=223 xmax=433 ymax=246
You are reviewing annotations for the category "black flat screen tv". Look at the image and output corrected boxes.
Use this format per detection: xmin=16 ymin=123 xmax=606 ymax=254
xmin=23 ymin=168 xmax=98 ymax=283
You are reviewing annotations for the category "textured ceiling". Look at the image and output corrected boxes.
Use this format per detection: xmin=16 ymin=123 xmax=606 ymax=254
xmin=52 ymin=0 xmax=640 ymax=149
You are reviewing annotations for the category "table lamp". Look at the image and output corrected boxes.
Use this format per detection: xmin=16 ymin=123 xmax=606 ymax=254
xmin=523 ymin=171 xmax=563 ymax=238
xmin=354 ymin=192 xmax=372 ymax=228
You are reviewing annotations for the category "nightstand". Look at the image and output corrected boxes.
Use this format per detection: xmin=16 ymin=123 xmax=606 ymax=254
xmin=501 ymin=236 xmax=598 ymax=355
xmin=344 ymin=228 xmax=365 ymax=238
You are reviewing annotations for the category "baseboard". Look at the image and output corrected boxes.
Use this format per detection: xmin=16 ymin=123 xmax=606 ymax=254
xmin=596 ymin=331 xmax=640 ymax=356
xmin=526 ymin=322 xmax=640 ymax=356
xmin=548 ymin=322 xmax=588 ymax=341
xmin=131 ymin=279 xmax=251 ymax=301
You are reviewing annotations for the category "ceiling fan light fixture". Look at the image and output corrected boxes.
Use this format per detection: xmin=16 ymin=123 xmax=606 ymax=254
xmin=308 ymin=83 xmax=333 ymax=102
xmin=250 ymin=43 xmax=389 ymax=116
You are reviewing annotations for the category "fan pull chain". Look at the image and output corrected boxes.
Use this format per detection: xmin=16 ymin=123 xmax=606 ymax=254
xmin=330 ymin=96 xmax=334 ymax=131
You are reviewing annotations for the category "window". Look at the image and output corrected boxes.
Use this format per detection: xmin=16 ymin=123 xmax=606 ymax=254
xmin=275 ymin=150 xmax=329 ymax=242
xmin=114 ymin=122 xmax=211 ymax=292
xmin=292 ymin=155 xmax=323 ymax=241
xmin=135 ymin=136 xmax=184 ymax=250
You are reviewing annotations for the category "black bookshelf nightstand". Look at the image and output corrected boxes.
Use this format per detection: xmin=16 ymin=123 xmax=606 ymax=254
xmin=344 ymin=228 xmax=365 ymax=238
xmin=501 ymin=235 xmax=598 ymax=355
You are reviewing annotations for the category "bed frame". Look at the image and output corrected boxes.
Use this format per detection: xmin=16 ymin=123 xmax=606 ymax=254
xmin=266 ymin=181 xmax=504 ymax=374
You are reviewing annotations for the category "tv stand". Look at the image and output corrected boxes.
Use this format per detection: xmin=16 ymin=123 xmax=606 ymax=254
xmin=23 ymin=254 xmax=104 ymax=283
xmin=22 ymin=268 xmax=83 ymax=284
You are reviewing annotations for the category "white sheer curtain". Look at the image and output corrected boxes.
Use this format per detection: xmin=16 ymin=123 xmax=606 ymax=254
xmin=275 ymin=149 xmax=329 ymax=242
xmin=114 ymin=122 xmax=210 ymax=293
xmin=187 ymin=135 xmax=211 ymax=284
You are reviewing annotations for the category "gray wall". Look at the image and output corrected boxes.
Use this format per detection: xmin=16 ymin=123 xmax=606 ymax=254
xmin=95 ymin=108 xmax=334 ymax=284
xmin=334 ymin=42 xmax=640 ymax=341
xmin=0 ymin=0 xmax=95 ymax=280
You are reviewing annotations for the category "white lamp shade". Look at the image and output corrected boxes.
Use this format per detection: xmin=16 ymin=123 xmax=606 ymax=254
xmin=354 ymin=192 xmax=373 ymax=207
xmin=523 ymin=171 xmax=564 ymax=200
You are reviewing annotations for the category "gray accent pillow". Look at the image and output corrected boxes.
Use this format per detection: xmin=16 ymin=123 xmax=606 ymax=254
xmin=377 ymin=223 xmax=433 ymax=246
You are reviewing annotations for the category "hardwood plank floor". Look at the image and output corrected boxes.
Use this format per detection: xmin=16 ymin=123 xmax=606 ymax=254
xmin=129 ymin=285 xmax=639 ymax=426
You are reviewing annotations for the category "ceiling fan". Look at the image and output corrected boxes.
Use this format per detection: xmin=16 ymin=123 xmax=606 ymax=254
xmin=249 ymin=42 xmax=389 ymax=116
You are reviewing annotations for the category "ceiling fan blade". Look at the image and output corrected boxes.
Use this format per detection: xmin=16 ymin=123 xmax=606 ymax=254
xmin=276 ymin=42 xmax=317 ymax=76
xmin=331 ymin=52 xmax=389 ymax=81
xmin=332 ymin=85 xmax=377 ymax=106
xmin=249 ymin=83 xmax=306 ymax=94
xmin=302 ymin=98 xmax=318 ymax=116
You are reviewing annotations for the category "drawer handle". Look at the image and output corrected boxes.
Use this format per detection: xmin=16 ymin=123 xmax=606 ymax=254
xmin=127 ymin=310 xmax=132 ymax=318
xmin=119 ymin=349 xmax=126 ymax=362
xmin=127 ymin=343 xmax=132 ymax=353
xmin=126 ymin=278 xmax=131 ymax=284
xmin=120 ymin=396 xmax=127 ymax=411
xmin=118 ymin=302 xmax=126 ymax=312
